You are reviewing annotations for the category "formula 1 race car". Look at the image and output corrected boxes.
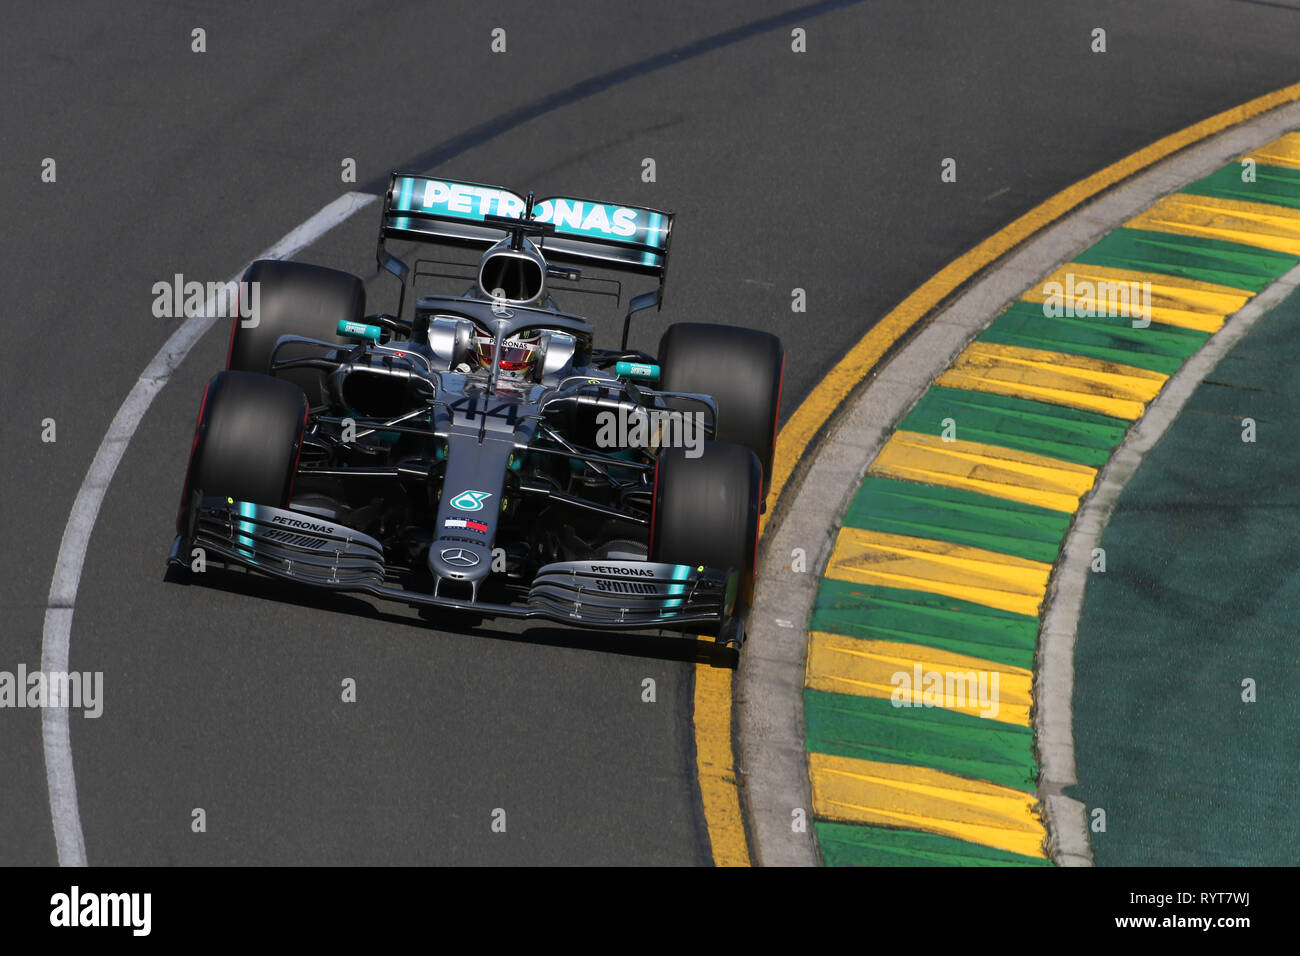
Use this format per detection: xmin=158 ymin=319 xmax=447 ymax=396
xmin=169 ymin=175 xmax=783 ymax=649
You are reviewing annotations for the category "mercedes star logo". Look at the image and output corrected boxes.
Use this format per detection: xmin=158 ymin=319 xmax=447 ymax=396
xmin=440 ymin=548 xmax=480 ymax=567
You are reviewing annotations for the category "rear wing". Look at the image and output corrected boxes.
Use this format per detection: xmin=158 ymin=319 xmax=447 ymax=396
xmin=378 ymin=173 xmax=674 ymax=289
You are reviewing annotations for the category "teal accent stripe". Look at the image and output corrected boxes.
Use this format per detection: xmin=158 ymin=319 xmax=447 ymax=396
xmin=645 ymin=211 xmax=663 ymax=266
xmin=236 ymin=500 xmax=256 ymax=558
xmin=665 ymin=562 xmax=689 ymax=611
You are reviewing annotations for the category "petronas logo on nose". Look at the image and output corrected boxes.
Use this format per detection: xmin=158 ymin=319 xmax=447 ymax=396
xmin=450 ymin=490 xmax=493 ymax=512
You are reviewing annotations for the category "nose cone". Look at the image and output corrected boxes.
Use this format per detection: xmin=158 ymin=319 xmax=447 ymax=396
xmin=428 ymin=542 xmax=492 ymax=587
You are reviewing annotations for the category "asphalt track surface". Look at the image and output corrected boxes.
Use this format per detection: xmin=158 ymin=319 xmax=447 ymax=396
xmin=2 ymin=1 xmax=1298 ymax=865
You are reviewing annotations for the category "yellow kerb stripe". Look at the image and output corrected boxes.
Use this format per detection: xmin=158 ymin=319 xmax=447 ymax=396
xmin=808 ymin=753 xmax=1047 ymax=858
xmin=1244 ymin=131 xmax=1300 ymax=171
xmin=693 ymin=665 xmax=750 ymax=866
xmin=1021 ymin=262 xmax=1254 ymax=332
xmin=1126 ymin=193 xmax=1300 ymax=256
xmin=806 ymin=632 xmax=1032 ymax=725
xmin=824 ymin=527 xmax=1051 ymax=617
xmin=869 ymin=430 xmax=1097 ymax=513
xmin=934 ymin=341 xmax=1166 ymax=420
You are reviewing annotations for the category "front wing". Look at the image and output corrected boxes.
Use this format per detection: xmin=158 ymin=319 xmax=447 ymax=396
xmin=172 ymin=496 xmax=741 ymax=635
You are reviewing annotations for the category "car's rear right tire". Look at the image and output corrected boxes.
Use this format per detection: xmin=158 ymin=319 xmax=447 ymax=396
xmin=657 ymin=322 xmax=784 ymax=500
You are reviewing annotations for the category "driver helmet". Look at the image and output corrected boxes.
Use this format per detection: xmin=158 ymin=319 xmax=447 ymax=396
xmin=472 ymin=327 xmax=543 ymax=379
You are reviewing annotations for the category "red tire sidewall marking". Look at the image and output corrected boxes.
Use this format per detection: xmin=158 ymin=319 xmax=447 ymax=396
xmin=176 ymin=381 xmax=212 ymax=532
xmin=648 ymin=455 xmax=661 ymax=559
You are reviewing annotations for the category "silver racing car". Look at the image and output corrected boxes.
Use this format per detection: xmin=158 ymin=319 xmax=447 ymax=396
xmin=169 ymin=175 xmax=783 ymax=651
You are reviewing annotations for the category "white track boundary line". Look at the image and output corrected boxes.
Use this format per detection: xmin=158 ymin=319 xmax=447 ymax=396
xmin=40 ymin=192 xmax=377 ymax=866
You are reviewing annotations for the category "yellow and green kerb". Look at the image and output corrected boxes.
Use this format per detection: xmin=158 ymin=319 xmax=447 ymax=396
xmin=805 ymin=130 xmax=1300 ymax=866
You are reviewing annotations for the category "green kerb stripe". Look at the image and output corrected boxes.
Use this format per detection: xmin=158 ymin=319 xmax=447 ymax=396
xmin=844 ymin=475 xmax=1068 ymax=563
xmin=812 ymin=578 xmax=1038 ymax=670
xmin=980 ymin=301 xmax=1208 ymax=375
xmin=1073 ymin=227 xmax=1298 ymax=292
xmin=806 ymin=689 xmax=1037 ymax=792
xmin=900 ymin=384 xmax=1130 ymax=466
xmin=1180 ymin=162 xmax=1300 ymax=211
xmin=815 ymin=821 xmax=1052 ymax=866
